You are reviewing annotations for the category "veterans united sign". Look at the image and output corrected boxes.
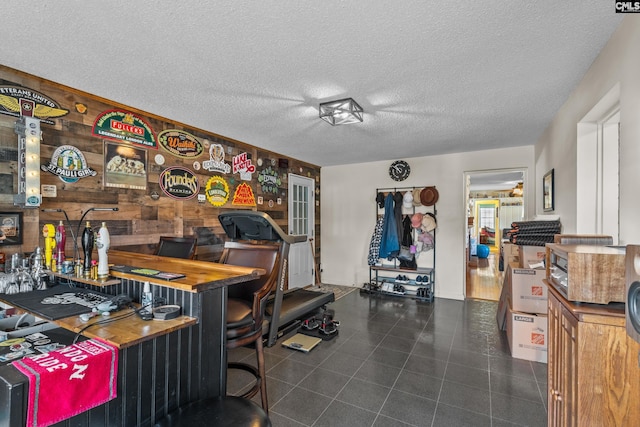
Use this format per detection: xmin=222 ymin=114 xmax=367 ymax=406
xmin=0 ymin=83 xmax=69 ymax=124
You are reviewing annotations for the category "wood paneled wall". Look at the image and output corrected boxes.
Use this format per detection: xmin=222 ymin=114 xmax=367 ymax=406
xmin=0 ymin=65 xmax=321 ymax=264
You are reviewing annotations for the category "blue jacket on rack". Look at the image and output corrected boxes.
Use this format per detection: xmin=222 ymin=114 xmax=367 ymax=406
xmin=379 ymin=193 xmax=400 ymax=259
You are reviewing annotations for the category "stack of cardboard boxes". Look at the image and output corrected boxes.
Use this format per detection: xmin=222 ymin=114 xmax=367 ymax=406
xmin=497 ymin=242 xmax=548 ymax=363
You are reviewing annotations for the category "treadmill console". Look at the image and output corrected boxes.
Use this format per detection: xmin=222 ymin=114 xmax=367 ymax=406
xmin=219 ymin=211 xmax=306 ymax=244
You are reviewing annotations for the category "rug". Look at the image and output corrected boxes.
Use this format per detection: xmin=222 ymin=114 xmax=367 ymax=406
xmin=306 ymin=284 xmax=357 ymax=300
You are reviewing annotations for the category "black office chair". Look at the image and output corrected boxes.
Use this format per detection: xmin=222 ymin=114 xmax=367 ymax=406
xmin=155 ymin=236 xmax=197 ymax=259
xmin=220 ymin=241 xmax=281 ymax=414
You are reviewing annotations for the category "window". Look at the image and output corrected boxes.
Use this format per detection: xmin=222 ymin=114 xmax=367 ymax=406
xmin=577 ymin=84 xmax=620 ymax=244
xmin=479 ymin=206 xmax=495 ymax=230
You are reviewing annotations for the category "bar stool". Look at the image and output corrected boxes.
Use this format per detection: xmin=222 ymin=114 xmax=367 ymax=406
xmin=156 ymin=242 xmax=280 ymax=426
xmin=220 ymin=241 xmax=281 ymax=413
xmin=154 ymin=396 xmax=271 ymax=427
xmin=155 ymin=236 xmax=197 ymax=259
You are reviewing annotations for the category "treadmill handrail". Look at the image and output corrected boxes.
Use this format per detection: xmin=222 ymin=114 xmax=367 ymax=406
xmin=218 ymin=211 xmax=308 ymax=245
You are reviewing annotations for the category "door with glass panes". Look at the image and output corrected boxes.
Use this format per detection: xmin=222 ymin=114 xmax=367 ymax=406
xmin=288 ymin=174 xmax=314 ymax=288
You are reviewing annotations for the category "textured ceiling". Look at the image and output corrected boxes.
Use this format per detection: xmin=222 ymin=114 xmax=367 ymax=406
xmin=1 ymin=1 xmax=623 ymax=167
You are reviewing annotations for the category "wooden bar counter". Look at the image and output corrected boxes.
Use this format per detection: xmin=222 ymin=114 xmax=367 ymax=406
xmin=0 ymin=250 xmax=265 ymax=427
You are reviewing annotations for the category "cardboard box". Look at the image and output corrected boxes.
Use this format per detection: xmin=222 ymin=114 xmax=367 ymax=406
xmin=502 ymin=242 xmax=519 ymax=265
xmin=511 ymin=267 xmax=547 ymax=314
xmin=518 ymin=245 xmax=546 ymax=268
xmin=506 ymin=304 xmax=547 ymax=363
xmin=502 ymin=242 xmax=519 ymax=257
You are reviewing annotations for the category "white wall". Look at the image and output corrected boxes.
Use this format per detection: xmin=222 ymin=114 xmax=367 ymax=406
xmin=320 ymin=146 xmax=534 ymax=300
xmin=320 ymin=18 xmax=640 ymax=300
xmin=535 ymin=17 xmax=640 ymax=243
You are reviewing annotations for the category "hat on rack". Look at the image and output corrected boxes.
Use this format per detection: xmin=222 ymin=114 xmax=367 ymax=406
xmin=376 ymin=192 xmax=385 ymax=208
xmin=412 ymin=188 xmax=423 ymax=206
xmin=402 ymin=191 xmax=413 ymax=209
xmin=420 ymin=186 xmax=439 ymax=206
xmin=417 ymin=230 xmax=434 ymax=247
xmin=411 ymin=213 xmax=424 ymax=228
xmin=421 ymin=212 xmax=437 ymax=232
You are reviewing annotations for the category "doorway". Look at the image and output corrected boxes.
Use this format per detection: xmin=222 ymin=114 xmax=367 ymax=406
xmin=577 ymin=83 xmax=620 ymax=244
xmin=287 ymin=174 xmax=315 ymax=289
xmin=476 ymin=199 xmax=499 ymax=252
xmin=464 ymin=169 xmax=526 ymax=301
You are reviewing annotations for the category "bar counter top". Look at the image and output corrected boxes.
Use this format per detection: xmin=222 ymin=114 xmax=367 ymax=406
xmin=2 ymin=250 xmax=266 ymax=349
xmin=63 ymin=250 xmax=266 ymax=293
xmin=53 ymin=307 xmax=197 ymax=349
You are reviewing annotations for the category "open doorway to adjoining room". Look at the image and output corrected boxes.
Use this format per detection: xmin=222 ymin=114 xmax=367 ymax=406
xmin=464 ymin=169 xmax=526 ymax=301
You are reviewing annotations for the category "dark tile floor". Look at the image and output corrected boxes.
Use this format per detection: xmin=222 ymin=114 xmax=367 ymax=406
xmin=228 ymin=290 xmax=548 ymax=427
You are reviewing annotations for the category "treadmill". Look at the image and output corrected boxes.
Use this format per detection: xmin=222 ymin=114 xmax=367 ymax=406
xmin=218 ymin=211 xmax=335 ymax=347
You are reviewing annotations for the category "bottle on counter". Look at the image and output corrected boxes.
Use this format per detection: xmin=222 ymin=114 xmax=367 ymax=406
xmin=55 ymin=220 xmax=66 ymax=266
xmin=96 ymin=222 xmax=110 ymax=279
xmin=142 ymin=281 xmax=153 ymax=312
xmin=42 ymin=224 xmax=56 ymax=270
xmin=81 ymin=221 xmax=94 ymax=278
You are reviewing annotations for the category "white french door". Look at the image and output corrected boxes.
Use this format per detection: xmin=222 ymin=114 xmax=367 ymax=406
xmin=287 ymin=174 xmax=314 ymax=288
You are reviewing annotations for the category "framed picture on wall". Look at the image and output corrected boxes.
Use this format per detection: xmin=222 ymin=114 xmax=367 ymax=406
xmin=543 ymin=169 xmax=554 ymax=212
xmin=103 ymin=141 xmax=148 ymax=190
xmin=0 ymin=212 xmax=23 ymax=246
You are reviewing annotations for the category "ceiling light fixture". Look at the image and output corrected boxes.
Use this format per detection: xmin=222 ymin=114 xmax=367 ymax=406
xmin=319 ymin=98 xmax=363 ymax=126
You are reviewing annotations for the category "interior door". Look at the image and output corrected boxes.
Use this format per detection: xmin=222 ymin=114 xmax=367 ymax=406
xmin=476 ymin=200 xmax=499 ymax=250
xmin=288 ymin=174 xmax=314 ymax=288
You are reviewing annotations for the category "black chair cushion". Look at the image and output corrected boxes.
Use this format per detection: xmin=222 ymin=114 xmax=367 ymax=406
xmin=155 ymin=396 xmax=271 ymax=427
xmin=227 ymin=298 xmax=253 ymax=327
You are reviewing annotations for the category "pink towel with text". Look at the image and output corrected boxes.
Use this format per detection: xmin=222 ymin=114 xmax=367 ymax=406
xmin=12 ymin=339 xmax=118 ymax=427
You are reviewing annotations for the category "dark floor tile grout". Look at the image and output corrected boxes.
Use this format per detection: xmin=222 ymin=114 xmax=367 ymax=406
xmin=233 ymin=292 xmax=547 ymax=426
xmin=315 ymin=300 xmax=413 ymax=427
xmin=369 ymin=306 xmax=436 ymax=427
xmin=486 ymin=334 xmax=495 ymax=423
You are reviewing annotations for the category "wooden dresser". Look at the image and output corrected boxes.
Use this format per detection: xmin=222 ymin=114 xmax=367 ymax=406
xmin=547 ymin=283 xmax=640 ymax=426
